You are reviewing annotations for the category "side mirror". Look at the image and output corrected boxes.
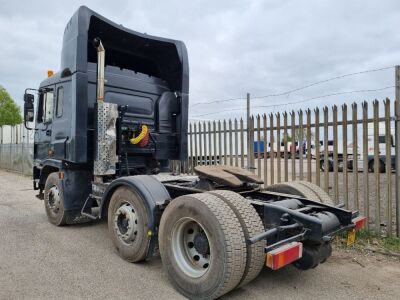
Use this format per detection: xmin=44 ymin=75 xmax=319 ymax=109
xmin=24 ymin=93 xmax=34 ymax=129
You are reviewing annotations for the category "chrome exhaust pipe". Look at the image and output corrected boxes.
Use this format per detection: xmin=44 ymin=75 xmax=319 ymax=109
xmin=93 ymin=38 xmax=105 ymax=102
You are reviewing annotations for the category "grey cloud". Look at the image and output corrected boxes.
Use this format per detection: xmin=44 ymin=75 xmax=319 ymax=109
xmin=0 ymin=0 xmax=398 ymax=121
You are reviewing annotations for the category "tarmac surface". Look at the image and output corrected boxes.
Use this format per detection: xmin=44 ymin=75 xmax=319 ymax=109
xmin=0 ymin=169 xmax=399 ymax=299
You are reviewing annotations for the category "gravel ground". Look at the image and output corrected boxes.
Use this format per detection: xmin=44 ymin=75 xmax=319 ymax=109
xmin=0 ymin=169 xmax=399 ymax=300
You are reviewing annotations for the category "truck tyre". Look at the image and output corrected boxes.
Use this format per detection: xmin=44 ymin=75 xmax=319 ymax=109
xmin=44 ymin=172 xmax=67 ymax=226
xmin=296 ymin=181 xmax=333 ymax=205
xmin=265 ymin=181 xmax=333 ymax=205
xmin=159 ymin=193 xmax=246 ymax=299
xmin=320 ymin=159 xmax=333 ymax=172
xmin=208 ymin=190 xmax=265 ymax=287
xmin=369 ymin=160 xmax=385 ymax=173
xmin=108 ymin=186 xmax=151 ymax=262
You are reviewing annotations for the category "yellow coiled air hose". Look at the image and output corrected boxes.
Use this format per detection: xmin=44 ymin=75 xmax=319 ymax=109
xmin=130 ymin=125 xmax=148 ymax=145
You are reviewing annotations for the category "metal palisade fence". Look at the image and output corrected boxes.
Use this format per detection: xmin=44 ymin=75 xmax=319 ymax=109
xmin=0 ymin=124 xmax=33 ymax=176
xmin=1 ymin=100 xmax=400 ymax=238
xmin=184 ymin=98 xmax=400 ymax=238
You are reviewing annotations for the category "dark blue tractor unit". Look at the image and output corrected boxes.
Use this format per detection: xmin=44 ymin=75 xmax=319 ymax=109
xmin=23 ymin=7 xmax=366 ymax=299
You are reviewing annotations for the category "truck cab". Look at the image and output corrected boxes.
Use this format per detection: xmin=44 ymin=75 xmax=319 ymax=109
xmin=22 ymin=7 xmax=366 ymax=299
xmin=24 ymin=6 xmax=189 ymax=222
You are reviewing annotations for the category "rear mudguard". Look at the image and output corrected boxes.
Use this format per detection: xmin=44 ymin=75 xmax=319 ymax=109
xmin=100 ymin=175 xmax=171 ymax=258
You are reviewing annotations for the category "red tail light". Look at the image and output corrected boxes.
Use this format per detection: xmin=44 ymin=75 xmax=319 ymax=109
xmin=266 ymin=242 xmax=303 ymax=270
xmin=352 ymin=216 xmax=367 ymax=230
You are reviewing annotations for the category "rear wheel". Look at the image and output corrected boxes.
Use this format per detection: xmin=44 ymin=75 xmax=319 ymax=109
xmin=208 ymin=190 xmax=265 ymax=287
xmin=265 ymin=181 xmax=333 ymax=205
xmin=296 ymin=181 xmax=333 ymax=205
xmin=108 ymin=187 xmax=151 ymax=262
xmin=159 ymin=193 xmax=247 ymax=299
xmin=265 ymin=181 xmax=334 ymax=268
xmin=44 ymin=172 xmax=67 ymax=226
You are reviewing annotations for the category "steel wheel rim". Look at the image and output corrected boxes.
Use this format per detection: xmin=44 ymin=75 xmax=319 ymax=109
xmin=114 ymin=202 xmax=138 ymax=245
xmin=171 ymin=217 xmax=211 ymax=278
xmin=47 ymin=185 xmax=61 ymax=215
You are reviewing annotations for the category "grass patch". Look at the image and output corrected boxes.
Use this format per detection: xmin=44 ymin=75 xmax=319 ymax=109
xmin=340 ymin=230 xmax=400 ymax=254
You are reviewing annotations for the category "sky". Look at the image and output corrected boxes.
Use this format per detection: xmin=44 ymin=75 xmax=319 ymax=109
xmin=0 ymin=0 xmax=399 ymax=122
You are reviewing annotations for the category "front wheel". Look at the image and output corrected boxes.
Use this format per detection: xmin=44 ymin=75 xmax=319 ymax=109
xmin=107 ymin=187 xmax=151 ymax=262
xmin=44 ymin=172 xmax=67 ymax=226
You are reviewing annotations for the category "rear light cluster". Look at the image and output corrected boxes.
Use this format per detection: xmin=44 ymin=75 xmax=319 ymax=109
xmin=266 ymin=242 xmax=303 ymax=270
xmin=352 ymin=216 xmax=367 ymax=230
xmin=266 ymin=216 xmax=367 ymax=271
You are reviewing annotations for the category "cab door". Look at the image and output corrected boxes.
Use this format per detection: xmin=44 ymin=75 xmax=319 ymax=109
xmin=34 ymin=87 xmax=54 ymax=161
xmin=51 ymin=83 xmax=71 ymax=160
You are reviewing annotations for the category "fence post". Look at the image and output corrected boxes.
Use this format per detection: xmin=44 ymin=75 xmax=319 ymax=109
xmin=229 ymin=119 xmax=233 ymax=166
xmin=306 ymin=109 xmax=312 ymax=182
xmin=263 ymin=114 xmax=268 ymax=185
xmin=352 ymin=103 xmax=359 ymax=210
xmin=213 ymin=121 xmax=217 ymax=166
xmin=362 ymin=102 xmax=370 ymax=229
xmin=194 ymin=123 xmax=198 ymax=167
xmin=384 ymin=99 xmax=392 ymax=236
xmin=198 ymin=122 xmax=203 ymax=166
xmin=234 ymin=119 xmax=238 ymax=167
xmin=208 ymin=121 xmax=212 ymax=166
xmin=290 ymin=111 xmax=296 ymax=181
xmin=269 ymin=113 xmax=274 ymax=184
xmin=283 ymin=112 xmax=289 ymax=182
xmin=218 ymin=121 xmax=222 ymax=166
xmin=247 ymin=93 xmax=251 ymax=170
xmin=323 ymin=107 xmax=329 ymax=193
xmin=250 ymin=116 xmax=255 ymax=172
xmin=223 ymin=120 xmax=227 ymax=165
xmin=332 ymin=105 xmax=339 ymax=205
xmin=395 ymin=65 xmax=400 ymax=237
xmin=298 ymin=110 xmax=304 ymax=181
xmin=315 ymin=108 xmax=320 ymax=186
xmin=21 ymin=125 xmax=25 ymax=175
xmin=342 ymin=104 xmax=348 ymax=208
xmin=276 ymin=112 xmax=281 ymax=183
xmin=240 ymin=119 xmax=244 ymax=168
xmin=189 ymin=123 xmax=193 ymax=173
xmin=373 ymin=100 xmax=380 ymax=234
xmin=203 ymin=121 xmax=208 ymax=165
xmin=257 ymin=115 xmax=261 ymax=178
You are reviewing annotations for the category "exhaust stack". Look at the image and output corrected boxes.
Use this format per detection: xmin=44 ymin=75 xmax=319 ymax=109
xmin=94 ymin=38 xmax=105 ymax=102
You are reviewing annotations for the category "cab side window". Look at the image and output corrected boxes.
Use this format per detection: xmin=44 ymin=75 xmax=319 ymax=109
xmin=37 ymin=90 xmax=54 ymax=123
xmin=43 ymin=91 xmax=54 ymax=123
xmin=56 ymin=87 xmax=63 ymax=117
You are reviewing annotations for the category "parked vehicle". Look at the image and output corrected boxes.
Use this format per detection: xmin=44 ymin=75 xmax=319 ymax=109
xmin=348 ymin=123 xmax=395 ymax=173
xmin=22 ymin=7 xmax=366 ymax=299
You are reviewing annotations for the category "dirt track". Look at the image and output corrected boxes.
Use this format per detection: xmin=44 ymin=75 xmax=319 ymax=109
xmin=0 ymin=169 xmax=399 ymax=299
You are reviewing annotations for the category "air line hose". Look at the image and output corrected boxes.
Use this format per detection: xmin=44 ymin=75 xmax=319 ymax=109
xmin=130 ymin=125 xmax=148 ymax=145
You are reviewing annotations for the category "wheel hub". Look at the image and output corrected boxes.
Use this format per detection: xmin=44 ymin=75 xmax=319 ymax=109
xmin=114 ymin=203 xmax=138 ymax=244
xmin=193 ymin=232 xmax=209 ymax=255
xmin=48 ymin=186 xmax=61 ymax=214
xmin=172 ymin=218 xmax=211 ymax=278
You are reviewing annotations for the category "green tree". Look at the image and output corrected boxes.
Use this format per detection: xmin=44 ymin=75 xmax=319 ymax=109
xmin=0 ymin=85 xmax=22 ymax=126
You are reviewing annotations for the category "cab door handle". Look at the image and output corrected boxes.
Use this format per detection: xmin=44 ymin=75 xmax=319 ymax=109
xmin=46 ymin=130 xmax=52 ymax=136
